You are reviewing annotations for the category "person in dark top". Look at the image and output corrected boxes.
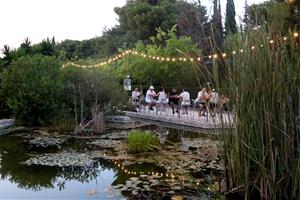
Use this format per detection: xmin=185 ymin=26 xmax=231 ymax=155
xmin=169 ymin=88 xmax=180 ymax=114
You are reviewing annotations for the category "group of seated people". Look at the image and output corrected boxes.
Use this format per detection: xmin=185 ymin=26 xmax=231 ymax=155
xmin=131 ymin=86 xmax=230 ymax=117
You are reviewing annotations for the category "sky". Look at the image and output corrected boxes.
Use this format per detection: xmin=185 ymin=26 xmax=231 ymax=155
xmin=0 ymin=0 xmax=266 ymax=57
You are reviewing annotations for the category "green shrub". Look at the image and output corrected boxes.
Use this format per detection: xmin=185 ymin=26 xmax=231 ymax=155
xmin=127 ymin=130 xmax=159 ymax=154
xmin=0 ymin=55 xmax=66 ymax=126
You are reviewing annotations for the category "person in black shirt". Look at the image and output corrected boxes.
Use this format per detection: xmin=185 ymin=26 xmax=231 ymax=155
xmin=169 ymin=88 xmax=180 ymax=114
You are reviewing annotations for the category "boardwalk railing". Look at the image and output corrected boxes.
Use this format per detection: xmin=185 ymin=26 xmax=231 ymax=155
xmin=128 ymin=103 xmax=234 ymax=129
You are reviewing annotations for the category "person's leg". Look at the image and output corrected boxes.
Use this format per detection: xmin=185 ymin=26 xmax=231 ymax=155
xmin=170 ymin=102 xmax=175 ymax=114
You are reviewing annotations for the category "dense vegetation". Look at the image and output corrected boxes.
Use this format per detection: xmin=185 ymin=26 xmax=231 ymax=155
xmin=127 ymin=130 xmax=159 ymax=154
xmin=0 ymin=0 xmax=300 ymax=198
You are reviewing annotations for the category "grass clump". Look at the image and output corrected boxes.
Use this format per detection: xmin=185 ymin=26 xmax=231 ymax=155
xmin=127 ymin=130 xmax=159 ymax=154
xmin=221 ymin=30 xmax=300 ymax=199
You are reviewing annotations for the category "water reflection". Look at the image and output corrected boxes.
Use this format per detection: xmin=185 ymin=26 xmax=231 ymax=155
xmin=156 ymin=127 xmax=169 ymax=144
xmin=0 ymin=135 xmax=109 ymax=193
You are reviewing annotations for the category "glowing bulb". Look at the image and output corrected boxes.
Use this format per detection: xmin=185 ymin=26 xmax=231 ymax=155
xmin=240 ymin=49 xmax=244 ymax=53
xmin=172 ymin=58 xmax=176 ymax=61
xmin=251 ymin=46 xmax=255 ymax=50
xmin=161 ymin=57 xmax=165 ymax=61
xmin=156 ymin=57 xmax=160 ymax=60
xmin=179 ymin=58 xmax=182 ymax=61
xmin=294 ymin=32 xmax=299 ymax=38
xmin=213 ymin=54 xmax=218 ymax=59
xmin=197 ymin=57 xmax=201 ymax=61
xmin=232 ymin=51 xmax=236 ymax=55
xmin=166 ymin=58 xmax=170 ymax=61
xmin=190 ymin=58 xmax=194 ymax=61
xmin=260 ymin=44 xmax=264 ymax=47
xmin=269 ymin=40 xmax=274 ymax=44
xmin=183 ymin=58 xmax=187 ymax=61
xmin=283 ymin=37 xmax=287 ymax=41
xmin=222 ymin=53 xmax=226 ymax=58
xmin=208 ymin=55 xmax=212 ymax=59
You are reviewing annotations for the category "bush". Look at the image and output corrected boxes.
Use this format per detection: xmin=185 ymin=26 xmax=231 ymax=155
xmin=0 ymin=55 xmax=66 ymax=126
xmin=127 ymin=130 xmax=159 ymax=154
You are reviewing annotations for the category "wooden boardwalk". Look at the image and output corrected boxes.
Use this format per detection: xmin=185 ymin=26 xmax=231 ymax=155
xmin=125 ymin=107 xmax=234 ymax=130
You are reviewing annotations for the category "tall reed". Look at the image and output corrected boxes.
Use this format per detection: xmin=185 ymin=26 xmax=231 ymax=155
xmin=221 ymin=30 xmax=300 ymax=199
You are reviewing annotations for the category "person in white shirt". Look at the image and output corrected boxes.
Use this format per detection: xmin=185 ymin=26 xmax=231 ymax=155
xmin=179 ymin=89 xmax=190 ymax=114
xmin=131 ymin=88 xmax=141 ymax=111
xmin=145 ymin=86 xmax=156 ymax=110
xmin=157 ymin=88 xmax=167 ymax=111
xmin=209 ymin=89 xmax=219 ymax=117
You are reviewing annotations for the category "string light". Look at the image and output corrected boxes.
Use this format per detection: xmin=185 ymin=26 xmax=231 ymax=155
xmin=63 ymin=33 xmax=299 ymax=68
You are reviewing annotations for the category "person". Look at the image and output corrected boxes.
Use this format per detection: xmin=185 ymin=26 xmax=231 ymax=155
xmin=145 ymin=86 xmax=156 ymax=110
xmin=157 ymin=88 xmax=168 ymax=111
xmin=169 ymin=88 xmax=180 ymax=114
xmin=197 ymin=87 xmax=209 ymax=116
xmin=179 ymin=89 xmax=190 ymax=114
xmin=209 ymin=88 xmax=219 ymax=117
xmin=131 ymin=88 xmax=141 ymax=111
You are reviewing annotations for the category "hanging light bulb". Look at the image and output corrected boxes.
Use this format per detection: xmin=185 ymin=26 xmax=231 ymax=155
xmin=294 ymin=32 xmax=299 ymax=38
xmin=197 ymin=57 xmax=201 ymax=61
xmin=222 ymin=53 xmax=226 ymax=58
xmin=213 ymin=54 xmax=218 ymax=59
xmin=232 ymin=51 xmax=236 ymax=55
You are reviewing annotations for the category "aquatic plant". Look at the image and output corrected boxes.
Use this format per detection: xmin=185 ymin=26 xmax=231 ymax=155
xmin=127 ymin=130 xmax=159 ymax=154
xmin=220 ymin=29 xmax=300 ymax=199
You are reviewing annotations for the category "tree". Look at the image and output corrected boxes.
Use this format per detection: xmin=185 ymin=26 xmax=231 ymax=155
xmin=176 ymin=1 xmax=209 ymax=49
xmin=115 ymin=26 xmax=206 ymax=90
xmin=225 ymin=0 xmax=238 ymax=35
xmin=0 ymin=55 xmax=65 ymax=126
xmin=210 ymin=0 xmax=223 ymax=49
xmin=114 ymin=0 xmax=177 ymax=44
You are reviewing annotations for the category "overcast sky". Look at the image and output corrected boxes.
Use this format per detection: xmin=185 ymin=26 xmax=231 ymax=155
xmin=0 ymin=0 xmax=266 ymax=57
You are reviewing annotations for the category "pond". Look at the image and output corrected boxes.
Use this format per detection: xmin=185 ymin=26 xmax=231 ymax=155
xmin=0 ymin=126 xmax=223 ymax=199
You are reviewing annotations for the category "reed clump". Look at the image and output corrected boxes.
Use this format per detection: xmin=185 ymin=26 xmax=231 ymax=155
xmin=127 ymin=130 xmax=159 ymax=154
xmin=221 ymin=30 xmax=300 ymax=199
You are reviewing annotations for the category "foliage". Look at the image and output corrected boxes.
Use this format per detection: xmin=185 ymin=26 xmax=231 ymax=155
xmin=0 ymin=55 xmax=65 ymax=126
xmin=225 ymin=0 xmax=237 ymax=35
xmin=61 ymin=65 xmax=127 ymax=124
xmin=115 ymin=26 xmax=205 ymax=89
xmin=127 ymin=130 xmax=159 ymax=154
xmin=114 ymin=0 xmax=177 ymax=43
xmin=222 ymin=30 xmax=300 ymax=199
xmin=245 ymin=1 xmax=290 ymax=33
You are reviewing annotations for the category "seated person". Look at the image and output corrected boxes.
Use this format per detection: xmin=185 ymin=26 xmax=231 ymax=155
xmin=145 ymin=86 xmax=156 ymax=111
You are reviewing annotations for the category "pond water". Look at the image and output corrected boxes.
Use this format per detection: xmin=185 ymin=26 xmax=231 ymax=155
xmin=0 ymin=127 xmax=221 ymax=199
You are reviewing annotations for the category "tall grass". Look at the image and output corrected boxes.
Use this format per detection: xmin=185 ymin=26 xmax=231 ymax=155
xmin=127 ymin=130 xmax=159 ymax=154
xmin=220 ymin=30 xmax=300 ymax=199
